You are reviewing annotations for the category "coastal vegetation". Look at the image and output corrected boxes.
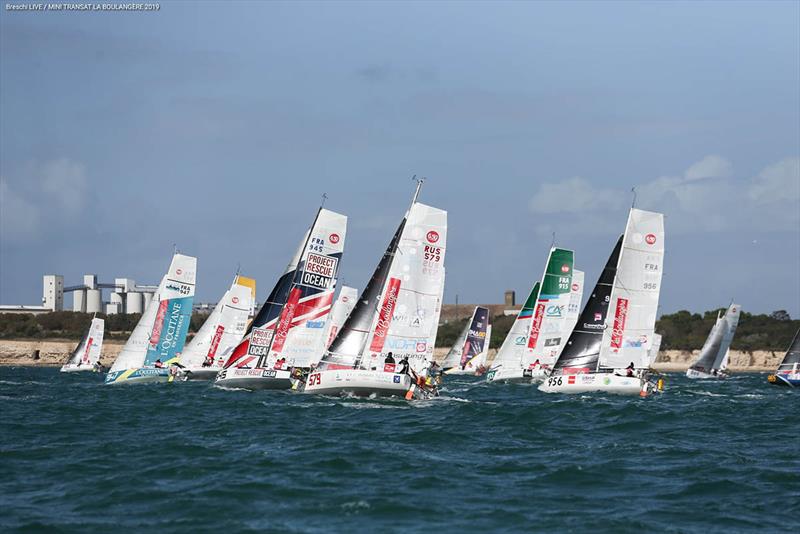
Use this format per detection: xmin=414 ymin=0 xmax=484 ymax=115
xmin=0 ymin=309 xmax=797 ymax=352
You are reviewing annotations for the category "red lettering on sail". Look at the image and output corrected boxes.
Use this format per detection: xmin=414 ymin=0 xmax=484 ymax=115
xmin=369 ymin=278 xmax=401 ymax=353
xmin=611 ymin=298 xmax=629 ymax=351
xmin=527 ymin=303 xmax=545 ymax=349
xmin=207 ymin=325 xmax=225 ymax=359
xmin=270 ymin=287 xmax=302 ymax=354
xmin=150 ymin=300 xmax=169 ymax=348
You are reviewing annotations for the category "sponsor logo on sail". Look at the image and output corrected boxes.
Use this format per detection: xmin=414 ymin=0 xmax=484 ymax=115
xmin=594 ymin=312 xmax=602 ymax=321
xmin=306 ymin=320 xmax=325 ymax=329
xmin=572 ymin=283 xmax=580 ymax=292
xmin=544 ymin=337 xmax=561 ymax=347
xmin=329 ymin=233 xmax=340 ymax=244
xmin=150 ymin=300 xmax=169 ymax=348
xmin=271 ymin=287 xmax=302 ymax=354
xmin=248 ymin=327 xmax=274 ymax=357
xmin=426 ymin=230 xmax=440 ymax=243
xmin=527 ymin=303 xmax=545 ymax=349
xmin=176 ymin=268 xmax=183 ymax=275
xmin=610 ymin=298 xmax=629 ymax=352
xmin=546 ymin=305 xmax=564 ymax=317
xmin=232 ymin=296 xmax=239 ymax=304
xmin=645 ymin=233 xmax=657 ymax=245
xmin=393 ymin=375 xmax=401 ymax=383
xmin=369 ymin=277 xmax=401 ymax=353
xmin=300 ymin=253 xmax=338 ymax=290
xmin=208 ymin=325 xmax=225 ymax=359
xmin=561 ymin=264 xmax=570 ymax=273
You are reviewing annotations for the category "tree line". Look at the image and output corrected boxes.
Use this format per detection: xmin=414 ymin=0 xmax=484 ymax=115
xmin=1 ymin=308 xmax=797 ymax=353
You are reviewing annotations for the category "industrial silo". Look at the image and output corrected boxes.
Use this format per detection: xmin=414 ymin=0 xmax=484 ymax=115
xmin=86 ymin=289 xmax=102 ymax=314
xmin=126 ymin=292 xmax=143 ymax=314
xmin=73 ymin=289 xmax=87 ymax=313
xmin=142 ymin=291 xmax=153 ymax=311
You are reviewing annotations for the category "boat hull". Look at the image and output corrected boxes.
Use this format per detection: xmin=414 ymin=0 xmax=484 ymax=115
xmin=485 ymin=367 xmax=546 ymax=384
xmin=301 ymin=369 xmax=429 ymax=399
xmin=104 ymin=367 xmax=170 ymax=385
xmin=768 ymin=372 xmax=800 ymax=387
xmin=215 ymin=368 xmax=293 ymax=390
xmin=538 ymin=373 xmax=648 ymax=396
xmin=60 ymin=364 xmax=94 ymax=373
xmin=178 ymin=367 xmax=221 ymax=381
xmin=686 ymin=368 xmax=728 ymax=379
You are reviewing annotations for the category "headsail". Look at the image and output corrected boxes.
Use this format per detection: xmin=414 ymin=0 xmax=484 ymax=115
xmin=65 ymin=317 xmax=104 ymax=368
xmin=179 ymin=276 xmax=253 ymax=369
xmin=492 ymin=283 xmax=540 ymax=370
xmin=224 ymin=208 xmax=347 ymax=369
xmin=526 ymin=248 xmax=574 ymax=367
xmin=552 ymin=237 xmax=623 ymax=373
xmin=711 ymin=304 xmax=741 ymax=370
xmin=321 ymin=286 xmax=358 ymax=351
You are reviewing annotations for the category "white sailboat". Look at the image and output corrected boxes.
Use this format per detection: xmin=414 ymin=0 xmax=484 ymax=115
xmin=686 ymin=304 xmax=741 ymax=379
xmin=105 ymin=253 xmax=197 ymax=385
xmin=486 ymin=248 xmax=580 ymax=383
xmin=302 ymin=180 xmax=447 ymax=399
xmin=60 ymin=317 xmax=104 ymax=373
xmin=320 ymin=286 xmax=358 ymax=351
xmin=441 ymin=306 xmax=491 ymax=376
xmin=539 ymin=208 xmax=665 ymax=396
xmin=215 ymin=207 xmax=347 ymax=390
xmin=176 ymin=275 xmax=254 ymax=380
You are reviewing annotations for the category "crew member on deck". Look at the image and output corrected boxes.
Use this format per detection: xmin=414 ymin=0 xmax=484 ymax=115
xmin=154 ymin=359 xmax=164 ymax=368
xmin=398 ymin=356 xmax=410 ymax=375
xmin=626 ymin=362 xmax=635 ymax=377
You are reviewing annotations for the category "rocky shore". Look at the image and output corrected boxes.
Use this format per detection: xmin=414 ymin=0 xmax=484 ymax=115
xmin=0 ymin=339 xmax=784 ymax=372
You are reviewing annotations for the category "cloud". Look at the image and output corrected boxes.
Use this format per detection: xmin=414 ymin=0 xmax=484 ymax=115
xmin=39 ymin=158 xmax=88 ymax=215
xmin=684 ymin=154 xmax=732 ymax=181
xmin=0 ymin=180 xmax=40 ymax=242
xmin=528 ymin=155 xmax=800 ymax=236
xmin=0 ymin=158 xmax=90 ymax=241
xmin=355 ymin=64 xmax=391 ymax=82
xmin=529 ymin=176 xmax=625 ymax=215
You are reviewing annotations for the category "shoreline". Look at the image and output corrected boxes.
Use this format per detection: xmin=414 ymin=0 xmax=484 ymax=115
xmin=0 ymin=339 xmax=783 ymax=372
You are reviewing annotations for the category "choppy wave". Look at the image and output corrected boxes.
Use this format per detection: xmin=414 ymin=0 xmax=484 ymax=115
xmin=0 ymin=368 xmax=798 ymax=533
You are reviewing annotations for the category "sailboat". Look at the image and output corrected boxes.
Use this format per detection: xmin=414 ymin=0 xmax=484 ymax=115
xmin=215 ymin=207 xmax=347 ymax=390
xmin=767 ymin=327 xmax=800 ymax=387
xmin=486 ymin=248 xmax=580 ymax=383
xmin=686 ymin=304 xmax=741 ymax=379
xmin=646 ymin=333 xmax=663 ymax=368
xmin=105 ymin=253 xmax=197 ymax=385
xmin=175 ymin=275 xmax=254 ymax=380
xmin=539 ymin=208 xmax=665 ymax=396
xmin=301 ymin=180 xmax=447 ymax=399
xmin=60 ymin=317 xmax=104 ymax=373
xmin=441 ymin=307 xmax=491 ymax=376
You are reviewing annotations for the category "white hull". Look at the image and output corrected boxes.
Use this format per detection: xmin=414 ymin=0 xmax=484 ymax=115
xmin=60 ymin=364 xmax=95 ymax=373
xmin=178 ymin=367 xmax=221 ymax=381
xmin=301 ymin=369 xmax=430 ymax=399
xmin=215 ymin=368 xmax=293 ymax=390
xmin=686 ymin=368 xmax=728 ymax=380
xmin=444 ymin=366 xmax=485 ymax=376
xmin=538 ymin=373 xmax=649 ymax=396
xmin=485 ymin=367 xmax=547 ymax=384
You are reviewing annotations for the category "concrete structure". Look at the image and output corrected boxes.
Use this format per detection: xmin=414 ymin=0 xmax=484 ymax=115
xmin=505 ymin=290 xmax=516 ymax=306
xmin=109 ymin=292 xmax=124 ymax=313
xmin=126 ymin=292 xmax=143 ymax=314
xmin=106 ymin=302 xmax=121 ymax=315
xmin=42 ymin=275 xmax=64 ymax=311
xmin=73 ymin=290 xmax=86 ymax=313
xmin=86 ymin=289 xmax=102 ymax=314
xmin=142 ymin=291 xmax=153 ymax=311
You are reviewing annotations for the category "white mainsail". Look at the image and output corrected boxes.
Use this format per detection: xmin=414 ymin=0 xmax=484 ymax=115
xmin=598 ymin=209 xmax=665 ymax=370
xmin=179 ymin=277 xmax=252 ymax=369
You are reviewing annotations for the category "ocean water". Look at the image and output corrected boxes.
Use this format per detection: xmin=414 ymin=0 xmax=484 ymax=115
xmin=0 ymin=368 xmax=797 ymax=533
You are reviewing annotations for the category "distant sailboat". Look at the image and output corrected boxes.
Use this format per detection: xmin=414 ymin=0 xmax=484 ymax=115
xmin=60 ymin=317 xmax=104 ymax=373
xmin=441 ymin=306 xmax=491 ymax=376
xmin=686 ymin=304 xmax=741 ymax=379
xmin=539 ymin=208 xmax=665 ymax=396
xmin=105 ymin=253 xmax=197 ymax=385
xmin=215 ymin=207 xmax=347 ymax=390
xmin=767 ymin=327 xmax=800 ymax=387
xmin=302 ymin=180 xmax=446 ymax=399
xmin=486 ymin=248 xmax=580 ymax=383
xmin=176 ymin=275 xmax=254 ymax=380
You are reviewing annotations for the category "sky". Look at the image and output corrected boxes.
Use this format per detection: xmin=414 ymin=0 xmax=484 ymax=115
xmin=1 ymin=1 xmax=798 ymax=317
